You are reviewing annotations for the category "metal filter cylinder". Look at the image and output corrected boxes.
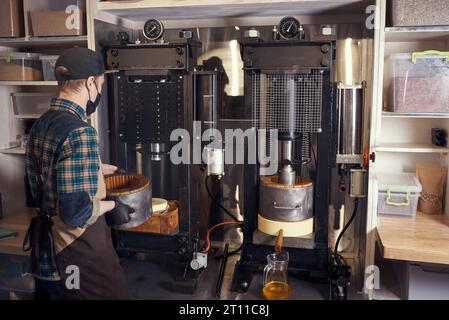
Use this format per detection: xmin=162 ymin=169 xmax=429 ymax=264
xmin=259 ymin=176 xmax=314 ymax=222
xmin=336 ymin=83 xmax=365 ymax=159
xmin=105 ymin=173 xmax=152 ymax=229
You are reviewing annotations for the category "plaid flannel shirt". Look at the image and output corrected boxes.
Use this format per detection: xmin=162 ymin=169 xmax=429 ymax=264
xmin=25 ymin=98 xmax=103 ymax=280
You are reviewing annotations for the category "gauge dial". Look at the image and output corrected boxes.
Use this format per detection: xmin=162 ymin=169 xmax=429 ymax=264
xmin=143 ymin=19 xmax=164 ymax=41
xmin=278 ymin=17 xmax=300 ymax=40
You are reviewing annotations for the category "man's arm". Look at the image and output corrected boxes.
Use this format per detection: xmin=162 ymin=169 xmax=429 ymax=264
xmin=56 ymin=127 xmax=113 ymax=228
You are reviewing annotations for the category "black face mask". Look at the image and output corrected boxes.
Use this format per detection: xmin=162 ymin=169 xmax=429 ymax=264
xmin=86 ymin=81 xmax=101 ymax=116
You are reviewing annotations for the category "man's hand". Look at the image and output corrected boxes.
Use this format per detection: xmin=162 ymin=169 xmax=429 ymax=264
xmin=105 ymin=199 xmax=135 ymax=227
xmin=102 ymin=164 xmax=118 ymax=176
xmin=102 ymin=164 xmax=127 ymax=176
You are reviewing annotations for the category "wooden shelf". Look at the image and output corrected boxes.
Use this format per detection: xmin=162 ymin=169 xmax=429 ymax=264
xmin=0 ymin=36 xmax=88 ymax=48
xmin=0 ymin=81 xmax=58 ymax=86
xmin=0 ymin=147 xmax=25 ymax=155
xmin=385 ymin=26 xmax=449 ymax=42
xmin=376 ymin=143 xmax=449 ymax=154
xmin=14 ymin=115 xmax=42 ymax=120
xmin=377 ymin=212 xmax=449 ymax=265
xmin=0 ymin=210 xmax=33 ymax=256
xmin=382 ymin=112 xmax=449 ymax=119
xmin=97 ymin=0 xmax=372 ymax=21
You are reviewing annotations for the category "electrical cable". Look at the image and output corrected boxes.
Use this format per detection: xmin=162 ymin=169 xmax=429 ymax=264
xmin=205 ymin=175 xmax=242 ymax=223
xmin=202 ymin=221 xmax=243 ymax=253
xmin=311 ymin=138 xmax=318 ymax=169
xmin=334 ymin=198 xmax=359 ymax=256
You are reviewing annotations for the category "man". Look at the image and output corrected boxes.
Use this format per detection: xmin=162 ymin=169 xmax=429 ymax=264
xmin=24 ymin=47 xmax=133 ymax=300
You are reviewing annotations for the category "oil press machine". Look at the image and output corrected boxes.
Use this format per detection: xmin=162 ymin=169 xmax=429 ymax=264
xmin=104 ymin=36 xmax=226 ymax=290
xmin=231 ymin=32 xmax=342 ymax=293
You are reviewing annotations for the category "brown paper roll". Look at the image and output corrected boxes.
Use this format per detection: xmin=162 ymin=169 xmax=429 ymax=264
xmin=416 ymin=163 xmax=447 ymax=215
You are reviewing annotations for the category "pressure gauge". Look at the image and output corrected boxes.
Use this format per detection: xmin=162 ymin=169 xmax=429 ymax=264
xmin=278 ymin=16 xmax=301 ymax=40
xmin=143 ymin=18 xmax=164 ymax=41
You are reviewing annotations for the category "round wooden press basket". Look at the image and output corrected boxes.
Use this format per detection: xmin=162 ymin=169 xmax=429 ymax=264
xmin=104 ymin=173 xmax=152 ymax=229
xmin=105 ymin=173 xmax=150 ymax=196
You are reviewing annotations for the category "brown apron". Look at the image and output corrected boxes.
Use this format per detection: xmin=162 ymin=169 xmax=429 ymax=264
xmin=52 ymin=164 xmax=129 ymax=300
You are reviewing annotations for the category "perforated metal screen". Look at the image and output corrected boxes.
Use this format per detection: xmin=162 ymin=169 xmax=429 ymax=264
xmin=251 ymin=70 xmax=324 ymax=133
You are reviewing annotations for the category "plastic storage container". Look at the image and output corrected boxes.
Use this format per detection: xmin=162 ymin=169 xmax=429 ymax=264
xmin=39 ymin=55 xmax=59 ymax=81
xmin=386 ymin=51 xmax=449 ymax=114
xmin=30 ymin=0 xmax=86 ymax=36
xmin=11 ymin=92 xmax=52 ymax=118
xmin=0 ymin=0 xmax=25 ymax=37
xmin=377 ymin=173 xmax=422 ymax=218
xmin=0 ymin=52 xmax=43 ymax=81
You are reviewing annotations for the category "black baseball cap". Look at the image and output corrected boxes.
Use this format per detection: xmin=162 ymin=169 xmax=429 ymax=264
xmin=54 ymin=47 xmax=105 ymax=81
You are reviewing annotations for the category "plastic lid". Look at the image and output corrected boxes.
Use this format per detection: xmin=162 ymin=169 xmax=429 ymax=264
xmin=377 ymin=173 xmax=422 ymax=193
xmin=388 ymin=51 xmax=449 ymax=63
xmin=387 ymin=53 xmax=412 ymax=60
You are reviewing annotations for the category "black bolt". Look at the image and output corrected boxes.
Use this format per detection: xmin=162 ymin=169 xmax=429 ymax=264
xmin=178 ymin=247 xmax=187 ymax=255
xmin=111 ymin=49 xmax=119 ymax=57
xmin=321 ymin=58 xmax=329 ymax=67
xmin=176 ymin=47 xmax=184 ymax=55
xmin=321 ymin=44 xmax=330 ymax=53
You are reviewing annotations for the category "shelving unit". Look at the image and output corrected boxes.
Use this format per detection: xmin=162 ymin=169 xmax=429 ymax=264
xmin=0 ymin=0 xmax=93 ymax=260
xmin=0 ymin=209 xmax=32 ymax=256
xmin=0 ymin=147 xmax=26 ymax=155
xmin=0 ymin=81 xmax=58 ymax=86
xmin=385 ymin=26 xmax=449 ymax=42
xmin=0 ymin=36 xmax=88 ymax=48
xmin=376 ymin=143 xmax=449 ymax=154
xmin=94 ymin=0 xmax=373 ymax=28
xmin=377 ymin=212 xmax=449 ymax=265
xmin=362 ymin=0 xmax=449 ymax=300
xmin=382 ymin=112 xmax=449 ymax=119
xmin=97 ymin=0 xmax=370 ymax=20
xmin=14 ymin=115 xmax=41 ymax=120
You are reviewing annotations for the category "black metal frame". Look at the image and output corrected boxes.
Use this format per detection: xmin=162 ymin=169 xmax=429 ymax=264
xmin=105 ymin=40 xmax=207 ymax=262
xmin=231 ymin=39 xmax=337 ymax=293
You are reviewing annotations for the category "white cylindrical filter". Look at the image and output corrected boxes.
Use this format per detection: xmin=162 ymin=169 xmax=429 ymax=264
xmin=350 ymin=169 xmax=367 ymax=198
xmin=206 ymin=147 xmax=224 ymax=176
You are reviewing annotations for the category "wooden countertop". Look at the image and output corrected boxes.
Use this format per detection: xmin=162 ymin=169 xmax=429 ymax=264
xmin=0 ymin=210 xmax=32 ymax=256
xmin=377 ymin=212 xmax=449 ymax=265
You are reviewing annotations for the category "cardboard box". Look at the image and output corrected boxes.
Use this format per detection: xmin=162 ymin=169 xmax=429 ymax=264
xmin=31 ymin=10 xmax=86 ymax=37
xmin=0 ymin=0 xmax=24 ymax=38
xmin=0 ymin=52 xmax=43 ymax=81
xmin=391 ymin=0 xmax=449 ymax=27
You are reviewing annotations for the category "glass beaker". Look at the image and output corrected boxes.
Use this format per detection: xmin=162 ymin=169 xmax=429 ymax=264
xmin=262 ymin=251 xmax=291 ymax=300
